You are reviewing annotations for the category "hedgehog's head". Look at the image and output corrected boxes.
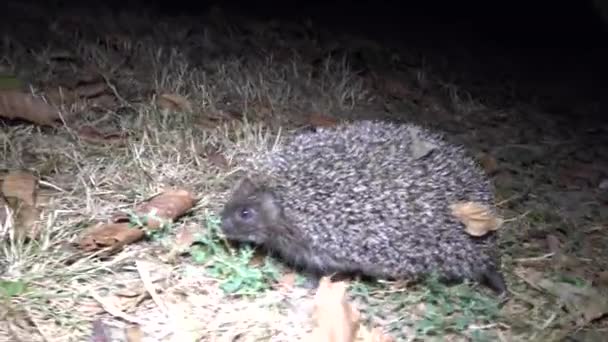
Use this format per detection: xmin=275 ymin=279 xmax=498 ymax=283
xmin=219 ymin=176 xmax=283 ymax=245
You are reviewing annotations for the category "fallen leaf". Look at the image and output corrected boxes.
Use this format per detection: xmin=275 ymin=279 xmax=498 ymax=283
xmin=77 ymin=222 xmax=145 ymax=253
xmin=1 ymin=170 xmax=38 ymax=206
xmin=44 ymin=86 xmax=80 ymax=107
xmin=157 ymin=93 xmax=193 ymax=113
xmin=309 ymin=112 xmax=339 ymax=128
xmin=77 ymin=125 xmax=128 ymax=146
xmin=0 ymin=89 xmax=63 ymax=126
xmin=307 ymin=277 xmax=360 ymax=342
xmin=450 ymin=201 xmax=504 ymax=237
xmin=113 ymin=189 xmax=197 ymax=231
xmin=125 ymin=325 xmax=144 ymax=342
xmin=75 ymin=82 xmax=108 ymax=98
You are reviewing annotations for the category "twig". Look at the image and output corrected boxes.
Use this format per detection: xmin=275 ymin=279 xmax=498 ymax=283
xmin=135 ymin=260 xmax=169 ymax=318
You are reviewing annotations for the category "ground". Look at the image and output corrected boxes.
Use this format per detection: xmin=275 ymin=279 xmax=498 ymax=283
xmin=1 ymin=2 xmax=608 ymax=342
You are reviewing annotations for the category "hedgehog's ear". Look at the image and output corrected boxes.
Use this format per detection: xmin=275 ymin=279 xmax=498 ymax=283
xmin=231 ymin=177 xmax=257 ymax=199
xmin=259 ymin=191 xmax=281 ymax=222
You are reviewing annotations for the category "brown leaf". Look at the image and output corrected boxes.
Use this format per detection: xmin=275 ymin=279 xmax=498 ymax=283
xmin=309 ymin=112 xmax=339 ymax=128
xmin=77 ymin=222 xmax=145 ymax=253
xmin=74 ymin=82 xmax=108 ymax=98
xmin=308 ymin=277 xmax=360 ymax=342
xmin=1 ymin=170 xmax=38 ymax=206
xmin=157 ymin=93 xmax=193 ymax=113
xmin=125 ymin=325 xmax=143 ymax=342
xmin=123 ymin=189 xmax=197 ymax=230
xmin=0 ymin=89 xmax=62 ymax=126
xmin=450 ymin=201 xmax=504 ymax=237
xmin=44 ymin=87 xmax=80 ymax=107
xmin=77 ymin=125 xmax=128 ymax=146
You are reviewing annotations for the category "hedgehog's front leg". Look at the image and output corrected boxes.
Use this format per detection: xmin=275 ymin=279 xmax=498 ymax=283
xmin=481 ymin=266 xmax=508 ymax=296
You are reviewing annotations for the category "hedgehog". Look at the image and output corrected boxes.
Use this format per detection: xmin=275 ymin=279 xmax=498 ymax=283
xmin=219 ymin=119 xmax=507 ymax=294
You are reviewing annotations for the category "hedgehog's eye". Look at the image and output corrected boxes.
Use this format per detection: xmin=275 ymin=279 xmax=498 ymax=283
xmin=239 ymin=207 xmax=254 ymax=220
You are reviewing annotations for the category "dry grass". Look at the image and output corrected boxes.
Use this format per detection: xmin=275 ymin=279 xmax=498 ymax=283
xmin=1 ymin=2 xmax=608 ymax=342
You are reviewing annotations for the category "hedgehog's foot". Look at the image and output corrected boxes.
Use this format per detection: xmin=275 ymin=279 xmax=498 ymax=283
xmin=481 ymin=267 xmax=508 ymax=296
xmin=300 ymin=271 xmax=322 ymax=289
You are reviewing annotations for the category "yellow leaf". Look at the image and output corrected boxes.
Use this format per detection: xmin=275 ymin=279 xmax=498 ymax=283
xmin=450 ymin=201 xmax=503 ymax=237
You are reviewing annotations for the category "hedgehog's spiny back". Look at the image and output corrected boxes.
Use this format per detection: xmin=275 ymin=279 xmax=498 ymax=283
xmin=244 ymin=120 xmax=500 ymax=282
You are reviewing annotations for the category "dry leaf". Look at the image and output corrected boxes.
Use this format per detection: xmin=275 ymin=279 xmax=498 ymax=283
xmin=1 ymin=170 xmax=38 ymax=206
xmin=125 ymin=325 xmax=144 ymax=342
xmin=450 ymin=201 xmax=504 ymax=237
xmin=157 ymin=93 xmax=193 ymax=113
xmin=0 ymin=89 xmax=62 ymax=126
xmin=126 ymin=189 xmax=196 ymax=230
xmin=308 ymin=277 xmax=360 ymax=342
xmin=77 ymin=125 xmax=128 ymax=146
xmin=78 ymin=222 xmax=145 ymax=253
xmin=74 ymin=82 xmax=108 ymax=98
xmin=44 ymin=87 xmax=80 ymax=107
xmin=309 ymin=112 xmax=339 ymax=128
